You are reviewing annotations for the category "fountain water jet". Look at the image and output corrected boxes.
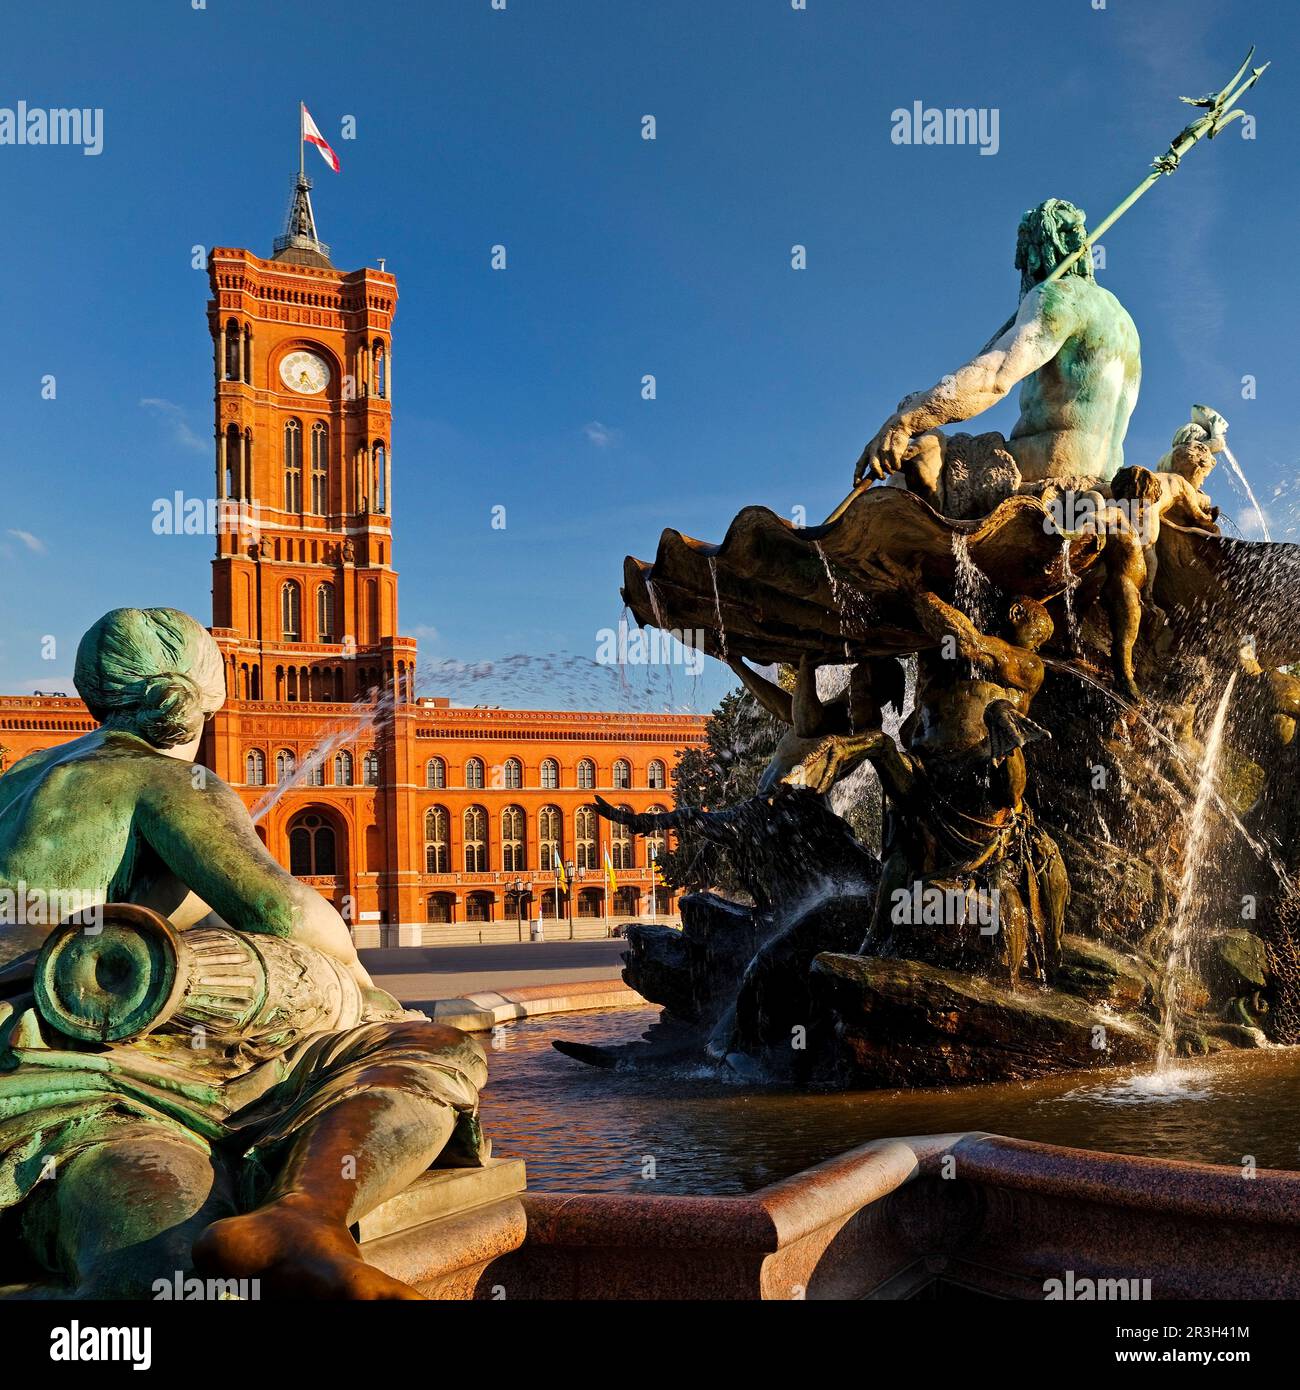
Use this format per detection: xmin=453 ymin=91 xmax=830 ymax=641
xmin=707 ymin=556 xmax=730 ymax=662
xmin=1221 ymin=445 xmax=1270 ymax=541
xmin=251 ymin=689 xmax=395 ymax=824
xmin=952 ymin=533 xmax=992 ymax=627
xmin=1156 ymin=672 xmax=1237 ymax=1070
xmin=1041 ymin=657 xmax=1287 ymax=882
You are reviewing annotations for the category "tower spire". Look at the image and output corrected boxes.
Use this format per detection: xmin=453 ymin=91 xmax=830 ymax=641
xmin=273 ymin=172 xmax=332 ymax=267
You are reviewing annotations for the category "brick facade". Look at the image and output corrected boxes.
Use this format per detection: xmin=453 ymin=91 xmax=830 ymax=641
xmin=0 ymin=195 xmax=706 ymax=945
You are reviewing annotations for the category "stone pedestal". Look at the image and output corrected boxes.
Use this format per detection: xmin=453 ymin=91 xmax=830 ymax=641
xmin=358 ymin=1159 xmax=527 ymax=1298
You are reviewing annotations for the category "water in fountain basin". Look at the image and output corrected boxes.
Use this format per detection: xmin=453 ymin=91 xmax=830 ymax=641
xmin=1221 ymin=445 xmax=1271 ymax=541
xmin=477 ymin=1006 xmax=1300 ymax=1193
xmin=1155 ymin=672 xmax=1237 ymax=1071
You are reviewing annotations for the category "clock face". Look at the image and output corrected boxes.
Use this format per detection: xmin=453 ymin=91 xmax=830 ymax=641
xmin=279 ymin=350 xmax=330 ymax=395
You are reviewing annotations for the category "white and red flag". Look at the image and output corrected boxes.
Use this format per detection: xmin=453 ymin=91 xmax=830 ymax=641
xmin=301 ymin=103 xmax=340 ymax=173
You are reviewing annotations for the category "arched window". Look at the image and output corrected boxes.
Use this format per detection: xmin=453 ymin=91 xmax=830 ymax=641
xmin=539 ymin=804 xmax=563 ymax=871
xmin=424 ymin=805 xmax=450 ymax=873
xmin=374 ymin=442 xmax=387 ymax=514
xmin=465 ymin=757 xmax=485 ymax=790
xmin=224 ymin=317 xmax=240 ymax=381
xmin=306 ymin=760 xmax=325 ymax=787
xmin=463 ymin=806 xmax=488 ymax=873
xmin=645 ymin=805 xmax=667 ymax=872
xmin=281 ymin=581 xmax=301 ymax=641
xmin=612 ymin=759 xmax=632 ymax=790
xmin=275 ymin=749 xmax=296 ymax=784
xmin=225 ymin=423 xmax=241 ymax=499
xmin=540 ymin=758 xmax=559 ymax=790
xmin=245 ymin=749 xmax=266 ymax=786
xmin=577 ymin=758 xmax=596 ymax=790
xmin=316 ymin=582 xmax=335 ymax=642
xmin=611 ymin=807 xmax=635 ymax=870
xmin=466 ymin=891 xmax=493 ymax=923
xmin=363 ymin=750 xmax=380 ymax=785
xmin=288 ymin=812 xmax=336 ymax=876
xmin=284 ymin=419 xmax=303 ymax=512
xmin=375 ymin=342 xmax=386 ymax=399
xmin=647 ymin=759 xmax=667 ymax=790
xmin=333 ymin=750 xmax=354 ymax=785
xmin=575 ymin=805 xmax=598 ymax=870
xmin=501 ymin=805 xmax=526 ymax=872
xmin=503 ymin=757 xmax=522 ymax=789
xmin=310 ymin=421 xmax=328 ymax=514
xmin=426 ymin=757 xmax=446 ymax=789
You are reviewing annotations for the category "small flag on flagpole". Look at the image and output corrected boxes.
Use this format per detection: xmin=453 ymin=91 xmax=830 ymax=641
xmin=301 ymin=102 xmax=341 ymax=173
xmin=604 ymin=847 xmax=617 ymax=900
xmin=555 ymin=858 xmax=570 ymax=894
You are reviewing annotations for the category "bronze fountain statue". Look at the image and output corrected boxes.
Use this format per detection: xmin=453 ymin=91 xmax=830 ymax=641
xmin=0 ymin=48 xmax=1284 ymax=1301
xmin=0 ymin=609 xmax=489 ymax=1299
xmin=561 ymin=52 xmax=1300 ymax=1088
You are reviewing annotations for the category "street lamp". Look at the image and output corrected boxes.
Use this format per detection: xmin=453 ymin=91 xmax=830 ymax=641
xmin=511 ymin=877 xmax=524 ymax=937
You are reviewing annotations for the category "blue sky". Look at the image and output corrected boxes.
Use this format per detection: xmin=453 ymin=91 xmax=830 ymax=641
xmin=0 ymin=0 xmax=1294 ymax=709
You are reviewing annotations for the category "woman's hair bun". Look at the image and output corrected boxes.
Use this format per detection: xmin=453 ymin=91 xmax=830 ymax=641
xmin=133 ymin=671 xmax=207 ymax=747
xmin=74 ymin=608 xmax=226 ymax=749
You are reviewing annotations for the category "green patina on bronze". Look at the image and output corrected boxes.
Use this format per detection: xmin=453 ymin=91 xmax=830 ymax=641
xmin=0 ymin=608 xmax=488 ymax=1299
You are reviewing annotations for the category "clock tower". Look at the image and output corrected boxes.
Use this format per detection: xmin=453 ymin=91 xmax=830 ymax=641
xmin=205 ymin=173 xmax=416 ymax=709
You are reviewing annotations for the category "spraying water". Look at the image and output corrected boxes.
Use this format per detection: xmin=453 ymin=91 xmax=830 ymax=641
xmin=645 ymin=577 xmax=668 ymax=633
xmin=1058 ymin=536 xmax=1079 ymax=652
xmin=951 ymin=533 xmax=992 ymax=626
xmin=707 ymin=556 xmax=730 ymax=662
xmin=1155 ymin=673 xmax=1237 ymax=1071
xmin=1041 ymin=657 xmax=1287 ymax=883
xmin=251 ymin=689 xmax=395 ymax=824
xmin=417 ymin=650 xmax=707 ymax=714
xmin=813 ymin=543 xmax=855 ymax=663
xmin=1221 ymin=445 xmax=1270 ymax=541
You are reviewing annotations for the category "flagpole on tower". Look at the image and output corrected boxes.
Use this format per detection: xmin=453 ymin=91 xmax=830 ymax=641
xmin=298 ymin=101 xmax=305 ymax=181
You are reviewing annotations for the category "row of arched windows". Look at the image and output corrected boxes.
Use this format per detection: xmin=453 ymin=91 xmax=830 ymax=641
xmin=244 ymin=752 xmax=668 ymax=797
xmin=426 ymin=884 xmax=663 ymax=925
xmin=219 ymin=329 xmax=388 ymax=400
xmin=256 ymin=659 xmax=414 ymax=705
xmin=282 ymin=418 xmax=330 ymax=513
xmin=422 ymin=803 xmax=667 ymax=875
xmin=279 ymin=419 xmax=389 ymax=517
xmin=245 ymin=748 xmax=379 ymax=787
xmin=424 ymin=756 xmax=667 ymax=791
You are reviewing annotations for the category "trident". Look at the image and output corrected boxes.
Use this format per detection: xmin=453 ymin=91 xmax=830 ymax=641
xmin=849 ymin=48 xmax=1269 ymax=491
xmin=1041 ymin=46 xmax=1269 ymax=288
